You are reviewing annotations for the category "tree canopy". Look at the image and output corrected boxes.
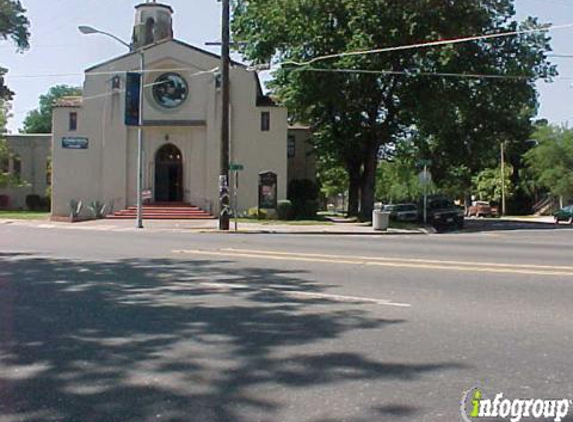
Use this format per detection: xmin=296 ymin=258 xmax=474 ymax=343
xmin=472 ymin=166 xmax=514 ymax=203
xmin=22 ymin=85 xmax=83 ymax=133
xmin=0 ymin=0 xmax=29 ymax=50
xmin=232 ymin=0 xmax=555 ymax=218
xmin=0 ymin=0 xmax=30 ymax=101
xmin=0 ymin=0 xmax=30 ymax=188
xmin=524 ymin=125 xmax=573 ymax=203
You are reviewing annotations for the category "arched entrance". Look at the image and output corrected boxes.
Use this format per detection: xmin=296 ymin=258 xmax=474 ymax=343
xmin=155 ymin=144 xmax=183 ymax=203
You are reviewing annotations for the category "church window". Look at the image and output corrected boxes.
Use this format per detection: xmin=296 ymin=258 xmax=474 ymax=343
xmin=12 ymin=156 xmax=21 ymax=179
xmin=153 ymin=73 xmax=188 ymax=108
xmin=111 ymin=75 xmax=121 ymax=91
xmin=0 ymin=155 xmax=8 ymax=174
xmin=145 ymin=18 xmax=156 ymax=45
xmin=69 ymin=112 xmax=78 ymax=131
xmin=288 ymin=135 xmax=296 ymax=158
xmin=46 ymin=160 xmax=52 ymax=186
xmin=261 ymin=111 xmax=271 ymax=132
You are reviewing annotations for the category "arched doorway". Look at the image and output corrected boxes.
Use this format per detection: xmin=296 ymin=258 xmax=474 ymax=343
xmin=155 ymin=144 xmax=183 ymax=203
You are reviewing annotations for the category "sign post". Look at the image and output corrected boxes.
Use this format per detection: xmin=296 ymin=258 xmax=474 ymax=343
xmin=418 ymin=160 xmax=432 ymax=225
xmin=230 ymin=163 xmax=244 ymax=232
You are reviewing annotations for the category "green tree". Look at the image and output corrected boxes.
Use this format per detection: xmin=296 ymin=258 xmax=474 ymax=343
xmin=472 ymin=166 xmax=514 ymax=203
xmin=524 ymin=125 xmax=573 ymax=204
xmin=22 ymin=85 xmax=82 ymax=133
xmin=317 ymin=158 xmax=348 ymax=200
xmin=0 ymin=0 xmax=30 ymax=187
xmin=376 ymin=160 xmax=427 ymax=203
xmin=0 ymin=101 xmax=9 ymax=187
xmin=233 ymin=0 xmax=554 ymax=219
xmin=1 ymin=0 xmax=30 ymax=100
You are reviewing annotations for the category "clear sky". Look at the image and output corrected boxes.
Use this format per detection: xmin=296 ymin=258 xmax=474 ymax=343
xmin=2 ymin=0 xmax=573 ymax=132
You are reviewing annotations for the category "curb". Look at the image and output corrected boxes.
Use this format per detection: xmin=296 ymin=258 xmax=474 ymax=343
xmin=191 ymin=229 xmax=428 ymax=236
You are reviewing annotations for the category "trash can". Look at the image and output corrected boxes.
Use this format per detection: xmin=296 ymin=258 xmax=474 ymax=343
xmin=373 ymin=210 xmax=390 ymax=231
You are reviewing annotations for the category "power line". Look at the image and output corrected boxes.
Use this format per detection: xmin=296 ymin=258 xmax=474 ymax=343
xmin=277 ymin=22 xmax=573 ymax=68
xmin=7 ymin=64 xmax=573 ymax=82
xmin=10 ymin=68 xmax=218 ymax=117
xmin=296 ymin=67 xmax=572 ymax=80
xmin=6 ymin=66 xmax=219 ymax=80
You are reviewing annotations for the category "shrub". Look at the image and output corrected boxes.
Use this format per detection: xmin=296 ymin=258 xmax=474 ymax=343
xmin=288 ymin=179 xmax=320 ymax=219
xmin=88 ymin=201 xmax=107 ymax=219
xmin=292 ymin=199 xmax=319 ymax=219
xmin=25 ymin=194 xmax=42 ymax=211
xmin=40 ymin=196 xmax=51 ymax=211
xmin=288 ymin=179 xmax=319 ymax=202
xmin=247 ymin=207 xmax=268 ymax=219
xmin=69 ymin=200 xmax=83 ymax=221
xmin=277 ymin=200 xmax=293 ymax=220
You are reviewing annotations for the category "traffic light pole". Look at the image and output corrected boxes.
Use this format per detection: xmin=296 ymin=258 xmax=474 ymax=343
xmin=219 ymin=0 xmax=231 ymax=230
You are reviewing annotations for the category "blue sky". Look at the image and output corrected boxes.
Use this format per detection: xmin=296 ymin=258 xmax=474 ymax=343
xmin=2 ymin=0 xmax=573 ymax=132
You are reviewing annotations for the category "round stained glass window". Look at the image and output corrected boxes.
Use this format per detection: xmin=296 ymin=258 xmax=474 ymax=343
xmin=153 ymin=73 xmax=188 ymax=108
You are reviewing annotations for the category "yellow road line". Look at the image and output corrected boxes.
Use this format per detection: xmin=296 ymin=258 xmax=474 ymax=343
xmin=173 ymin=249 xmax=573 ymax=277
xmin=224 ymin=248 xmax=573 ymax=272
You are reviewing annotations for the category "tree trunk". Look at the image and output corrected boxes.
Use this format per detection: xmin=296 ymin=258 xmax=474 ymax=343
xmin=360 ymin=148 xmax=379 ymax=221
xmin=347 ymin=175 xmax=360 ymax=217
xmin=347 ymin=165 xmax=361 ymax=217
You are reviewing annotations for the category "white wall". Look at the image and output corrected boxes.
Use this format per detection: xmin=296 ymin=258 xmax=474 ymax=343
xmin=51 ymin=40 xmax=289 ymax=217
xmin=0 ymin=134 xmax=51 ymax=210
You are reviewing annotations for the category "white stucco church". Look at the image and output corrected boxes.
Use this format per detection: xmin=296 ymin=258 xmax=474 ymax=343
xmin=48 ymin=1 xmax=314 ymax=219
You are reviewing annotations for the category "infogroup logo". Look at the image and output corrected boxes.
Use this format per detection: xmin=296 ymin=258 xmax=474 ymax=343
xmin=461 ymin=388 xmax=572 ymax=422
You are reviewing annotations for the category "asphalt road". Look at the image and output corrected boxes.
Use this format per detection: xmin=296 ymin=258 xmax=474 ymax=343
xmin=0 ymin=222 xmax=572 ymax=422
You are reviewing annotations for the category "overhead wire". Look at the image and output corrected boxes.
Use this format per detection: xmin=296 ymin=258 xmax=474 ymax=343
xmin=9 ymin=67 xmax=218 ymax=117
xmin=278 ymin=22 xmax=573 ymax=67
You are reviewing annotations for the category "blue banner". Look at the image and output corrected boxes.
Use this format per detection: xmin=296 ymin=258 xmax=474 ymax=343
xmin=125 ymin=72 xmax=141 ymax=126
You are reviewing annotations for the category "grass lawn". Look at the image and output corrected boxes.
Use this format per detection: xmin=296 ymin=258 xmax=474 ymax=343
xmin=0 ymin=211 xmax=50 ymax=220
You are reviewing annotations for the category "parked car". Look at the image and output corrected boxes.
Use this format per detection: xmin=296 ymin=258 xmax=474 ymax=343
xmin=553 ymin=205 xmax=573 ymax=225
xmin=384 ymin=203 xmax=419 ymax=222
xmin=422 ymin=196 xmax=465 ymax=231
xmin=466 ymin=201 xmax=499 ymax=218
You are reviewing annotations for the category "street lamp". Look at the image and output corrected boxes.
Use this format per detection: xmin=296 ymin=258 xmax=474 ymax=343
xmin=79 ymin=25 xmax=145 ymax=229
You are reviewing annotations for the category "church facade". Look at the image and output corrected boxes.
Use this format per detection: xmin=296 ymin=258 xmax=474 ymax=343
xmin=51 ymin=2 xmax=305 ymax=218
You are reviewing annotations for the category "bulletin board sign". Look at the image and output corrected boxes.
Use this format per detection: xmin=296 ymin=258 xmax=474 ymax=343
xmin=62 ymin=137 xmax=89 ymax=150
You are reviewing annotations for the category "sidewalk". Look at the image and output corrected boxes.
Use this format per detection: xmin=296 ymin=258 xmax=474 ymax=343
xmin=0 ymin=217 xmax=426 ymax=235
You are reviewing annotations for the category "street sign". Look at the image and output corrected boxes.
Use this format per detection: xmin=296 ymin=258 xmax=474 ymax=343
xmin=142 ymin=189 xmax=153 ymax=200
xmin=419 ymin=170 xmax=432 ymax=185
xmin=229 ymin=163 xmax=244 ymax=171
xmin=418 ymin=159 xmax=432 ymax=167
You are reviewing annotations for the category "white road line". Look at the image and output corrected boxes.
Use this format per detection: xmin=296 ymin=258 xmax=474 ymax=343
xmin=199 ymin=282 xmax=411 ymax=308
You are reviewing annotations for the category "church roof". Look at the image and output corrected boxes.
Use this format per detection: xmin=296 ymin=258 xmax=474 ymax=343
xmin=85 ymin=38 xmax=246 ymax=73
xmin=53 ymin=96 xmax=83 ymax=108
xmin=135 ymin=2 xmax=173 ymax=13
xmin=84 ymin=38 xmax=279 ymax=107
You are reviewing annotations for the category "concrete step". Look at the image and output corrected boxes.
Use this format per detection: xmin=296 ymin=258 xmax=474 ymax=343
xmin=107 ymin=203 xmax=214 ymax=220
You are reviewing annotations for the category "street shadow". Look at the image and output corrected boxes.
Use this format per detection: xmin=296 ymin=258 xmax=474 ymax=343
xmin=0 ymin=253 xmax=464 ymax=422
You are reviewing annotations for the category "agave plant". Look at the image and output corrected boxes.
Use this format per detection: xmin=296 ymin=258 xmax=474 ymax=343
xmin=69 ymin=200 xmax=83 ymax=222
xmin=88 ymin=201 xmax=107 ymax=219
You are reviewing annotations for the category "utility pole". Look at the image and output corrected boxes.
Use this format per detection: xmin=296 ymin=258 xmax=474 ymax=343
xmin=219 ymin=0 xmax=231 ymax=230
xmin=500 ymin=141 xmax=506 ymax=217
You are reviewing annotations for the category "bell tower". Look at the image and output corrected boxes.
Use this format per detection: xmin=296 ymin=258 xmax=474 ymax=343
xmin=131 ymin=1 xmax=174 ymax=50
